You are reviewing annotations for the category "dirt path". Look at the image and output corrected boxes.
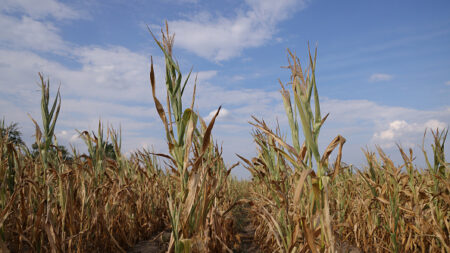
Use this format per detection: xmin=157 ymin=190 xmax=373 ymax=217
xmin=233 ymin=203 xmax=259 ymax=253
xmin=127 ymin=204 xmax=259 ymax=253
xmin=235 ymin=221 xmax=258 ymax=252
xmin=127 ymin=231 xmax=170 ymax=253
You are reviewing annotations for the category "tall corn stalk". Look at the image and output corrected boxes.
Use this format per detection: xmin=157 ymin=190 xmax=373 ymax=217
xmin=148 ymin=23 xmax=235 ymax=253
xmin=27 ymin=73 xmax=62 ymax=253
xmin=241 ymin=47 xmax=346 ymax=252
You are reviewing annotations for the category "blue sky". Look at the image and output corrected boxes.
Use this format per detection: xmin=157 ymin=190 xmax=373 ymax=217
xmin=0 ymin=0 xmax=449 ymax=178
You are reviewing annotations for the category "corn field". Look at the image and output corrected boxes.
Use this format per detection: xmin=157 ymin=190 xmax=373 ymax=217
xmin=0 ymin=24 xmax=448 ymax=253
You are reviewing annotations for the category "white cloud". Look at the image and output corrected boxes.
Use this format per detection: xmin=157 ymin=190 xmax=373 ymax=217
xmin=0 ymin=0 xmax=83 ymax=53
xmin=424 ymin=119 xmax=447 ymax=130
xmin=57 ymin=130 xmax=68 ymax=137
xmin=67 ymin=46 xmax=155 ymax=100
xmin=0 ymin=14 xmax=67 ymax=52
xmin=232 ymin=75 xmax=245 ymax=81
xmin=321 ymin=98 xmax=450 ymax=134
xmin=168 ymin=0 xmax=309 ymax=61
xmin=322 ymin=98 xmax=449 ymax=150
xmin=315 ymin=98 xmax=450 ymax=169
xmin=204 ymin=108 xmax=231 ymax=122
xmin=194 ymin=70 xmax=217 ymax=82
xmin=70 ymin=134 xmax=80 ymax=143
xmin=56 ymin=130 xmax=82 ymax=144
xmin=369 ymin=73 xmax=393 ymax=82
xmin=445 ymin=80 xmax=450 ymax=86
xmin=1 ymin=0 xmax=81 ymax=20
xmin=373 ymin=119 xmax=447 ymax=148
xmin=0 ymin=46 xmax=168 ymax=103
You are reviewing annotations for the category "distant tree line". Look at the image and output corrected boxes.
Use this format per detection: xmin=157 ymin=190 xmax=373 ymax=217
xmin=1 ymin=120 xmax=116 ymax=161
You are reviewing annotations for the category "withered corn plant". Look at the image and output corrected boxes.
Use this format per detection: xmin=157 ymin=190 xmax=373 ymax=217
xmin=337 ymin=129 xmax=449 ymax=252
xmin=240 ymin=47 xmax=346 ymax=252
xmin=0 ymin=74 xmax=169 ymax=252
xmin=240 ymin=46 xmax=449 ymax=253
xmin=148 ymin=23 xmax=237 ymax=253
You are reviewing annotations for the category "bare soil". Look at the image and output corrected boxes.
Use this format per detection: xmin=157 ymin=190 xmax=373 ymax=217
xmin=127 ymin=204 xmax=260 ymax=253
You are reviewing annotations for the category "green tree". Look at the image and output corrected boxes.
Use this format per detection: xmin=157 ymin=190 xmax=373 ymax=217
xmin=0 ymin=120 xmax=25 ymax=146
xmin=0 ymin=120 xmax=25 ymax=192
xmin=31 ymin=142 xmax=72 ymax=161
xmin=92 ymin=142 xmax=116 ymax=160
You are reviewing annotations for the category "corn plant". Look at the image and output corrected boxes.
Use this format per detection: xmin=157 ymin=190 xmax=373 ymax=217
xmin=28 ymin=73 xmax=61 ymax=169
xmin=349 ymin=135 xmax=449 ymax=252
xmin=1 ymin=74 xmax=170 ymax=252
xmin=240 ymin=47 xmax=347 ymax=252
xmin=148 ymin=23 xmax=236 ymax=252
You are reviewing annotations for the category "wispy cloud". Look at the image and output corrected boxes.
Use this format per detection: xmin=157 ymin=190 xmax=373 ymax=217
xmin=1 ymin=0 xmax=81 ymax=20
xmin=0 ymin=47 xmax=163 ymax=102
xmin=168 ymin=0 xmax=309 ymax=61
xmin=194 ymin=70 xmax=217 ymax=82
xmin=0 ymin=14 xmax=67 ymax=52
xmin=369 ymin=73 xmax=393 ymax=82
xmin=445 ymin=80 xmax=450 ymax=86
xmin=232 ymin=75 xmax=245 ymax=81
xmin=372 ymin=119 xmax=447 ymax=148
xmin=162 ymin=0 xmax=199 ymax=4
